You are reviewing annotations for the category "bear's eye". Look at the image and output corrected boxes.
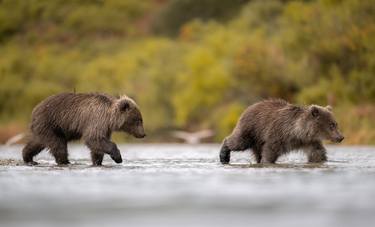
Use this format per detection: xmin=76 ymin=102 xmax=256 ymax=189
xmin=329 ymin=122 xmax=336 ymax=130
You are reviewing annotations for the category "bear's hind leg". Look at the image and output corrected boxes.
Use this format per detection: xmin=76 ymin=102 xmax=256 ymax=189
xmin=220 ymin=136 xmax=251 ymax=164
xmin=252 ymin=150 xmax=262 ymax=164
xmin=219 ymin=140 xmax=231 ymax=164
xmin=22 ymin=140 xmax=45 ymax=165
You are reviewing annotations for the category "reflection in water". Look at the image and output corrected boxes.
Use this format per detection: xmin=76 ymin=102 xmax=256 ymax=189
xmin=0 ymin=144 xmax=375 ymax=227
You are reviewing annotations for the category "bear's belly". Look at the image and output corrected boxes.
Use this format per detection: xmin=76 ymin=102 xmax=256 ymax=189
xmin=65 ymin=131 xmax=82 ymax=141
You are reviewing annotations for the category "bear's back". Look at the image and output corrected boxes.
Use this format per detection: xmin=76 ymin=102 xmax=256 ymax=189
xmin=236 ymin=99 xmax=303 ymax=139
xmin=30 ymin=93 xmax=115 ymax=135
xmin=239 ymin=99 xmax=289 ymax=126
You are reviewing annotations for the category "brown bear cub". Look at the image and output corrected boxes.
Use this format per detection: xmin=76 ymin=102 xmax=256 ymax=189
xmin=22 ymin=92 xmax=146 ymax=166
xmin=220 ymin=99 xmax=344 ymax=164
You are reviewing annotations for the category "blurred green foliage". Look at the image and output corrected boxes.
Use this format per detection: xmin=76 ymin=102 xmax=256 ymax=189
xmin=152 ymin=0 xmax=250 ymax=36
xmin=0 ymin=0 xmax=374 ymax=143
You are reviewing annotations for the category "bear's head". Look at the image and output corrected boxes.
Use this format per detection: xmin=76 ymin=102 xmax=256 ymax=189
xmin=115 ymin=96 xmax=146 ymax=139
xmin=307 ymin=105 xmax=344 ymax=143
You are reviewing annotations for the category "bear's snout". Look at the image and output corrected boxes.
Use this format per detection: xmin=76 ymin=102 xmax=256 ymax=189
xmin=335 ymin=135 xmax=344 ymax=143
xmin=331 ymin=134 xmax=344 ymax=143
xmin=135 ymin=133 xmax=146 ymax=138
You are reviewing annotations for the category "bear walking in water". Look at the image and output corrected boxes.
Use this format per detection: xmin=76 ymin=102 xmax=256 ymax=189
xmin=220 ymin=99 xmax=344 ymax=164
xmin=22 ymin=92 xmax=146 ymax=166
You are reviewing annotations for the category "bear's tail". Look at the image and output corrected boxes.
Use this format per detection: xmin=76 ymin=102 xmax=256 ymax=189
xmin=219 ymin=139 xmax=231 ymax=164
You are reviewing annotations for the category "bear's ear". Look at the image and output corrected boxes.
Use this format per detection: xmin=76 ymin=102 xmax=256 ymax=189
xmin=325 ymin=105 xmax=333 ymax=112
xmin=310 ymin=106 xmax=320 ymax=117
xmin=118 ymin=100 xmax=130 ymax=112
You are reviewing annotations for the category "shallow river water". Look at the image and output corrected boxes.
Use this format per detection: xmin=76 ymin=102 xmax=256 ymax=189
xmin=0 ymin=144 xmax=374 ymax=227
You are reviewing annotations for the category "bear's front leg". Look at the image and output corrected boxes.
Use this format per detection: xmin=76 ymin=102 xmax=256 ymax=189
xmin=305 ymin=141 xmax=327 ymax=163
xmin=86 ymin=138 xmax=122 ymax=164
xmin=261 ymin=142 xmax=282 ymax=164
xmin=91 ymin=152 xmax=104 ymax=166
xmin=107 ymin=142 xmax=122 ymax=164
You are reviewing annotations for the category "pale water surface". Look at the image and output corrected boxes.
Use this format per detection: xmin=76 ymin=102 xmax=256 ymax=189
xmin=0 ymin=144 xmax=374 ymax=227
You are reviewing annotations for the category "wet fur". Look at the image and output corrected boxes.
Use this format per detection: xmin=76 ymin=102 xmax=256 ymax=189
xmin=22 ymin=92 xmax=145 ymax=166
xmin=220 ymin=99 xmax=343 ymax=164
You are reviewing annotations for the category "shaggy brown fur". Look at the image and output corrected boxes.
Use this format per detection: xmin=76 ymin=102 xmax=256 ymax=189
xmin=220 ymin=99 xmax=344 ymax=164
xmin=22 ymin=92 xmax=146 ymax=166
